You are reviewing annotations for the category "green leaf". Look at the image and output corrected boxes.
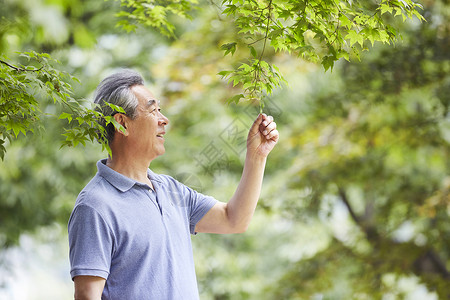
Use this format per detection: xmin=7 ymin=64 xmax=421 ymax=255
xmin=0 ymin=139 xmax=5 ymax=161
xmin=105 ymin=102 xmax=126 ymax=114
xmin=218 ymin=70 xmax=233 ymax=77
xmin=322 ymin=56 xmax=335 ymax=72
xmin=58 ymin=112 xmax=73 ymax=123
xmin=249 ymin=45 xmax=257 ymax=58
xmin=339 ymin=14 xmax=353 ymax=29
xmin=6 ymin=119 xmax=27 ymax=137
xmin=337 ymin=50 xmax=350 ymax=61
xmin=345 ymin=30 xmax=364 ymax=47
xmin=380 ymin=4 xmax=393 ymax=15
xmin=220 ymin=42 xmax=237 ymax=56
xmin=227 ymin=93 xmax=244 ymax=104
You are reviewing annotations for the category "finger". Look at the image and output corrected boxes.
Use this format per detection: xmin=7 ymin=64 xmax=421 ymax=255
xmin=250 ymin=114 xmax=264 ymax=135
xmin=261 ymin=115 xmax=273 ymax=128
xmin=262 ymin=122 xmax=276 ymax=136
xmin=266 ymin=129 xmax=279 ymax=141
xmin=259 ymin=115 xmax=273 ymax=133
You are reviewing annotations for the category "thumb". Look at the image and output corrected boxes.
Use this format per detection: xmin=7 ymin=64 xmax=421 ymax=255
xmin=249 ymin=113 xmax=264 ymax=135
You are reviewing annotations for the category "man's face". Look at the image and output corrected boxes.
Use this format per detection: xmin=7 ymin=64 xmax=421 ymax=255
xmin=126 ymin=85 xmax=169 ymax=160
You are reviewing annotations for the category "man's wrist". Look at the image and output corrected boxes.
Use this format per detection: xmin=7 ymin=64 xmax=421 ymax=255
xmin=245 ymin=151 xmax=267 ymax=165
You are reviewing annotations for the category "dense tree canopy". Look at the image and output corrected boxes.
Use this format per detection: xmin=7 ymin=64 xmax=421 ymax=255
xmin=118 ymin=0 xmax=424 ymax=102
xmin=0 ymin=0 xmax=425 ymax=159
xmin=0 ymin=0 xmax=449 ymax=298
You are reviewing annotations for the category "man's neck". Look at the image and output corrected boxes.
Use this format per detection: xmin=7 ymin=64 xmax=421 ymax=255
xmin=106 ymin=156 xmax=154 ymax=189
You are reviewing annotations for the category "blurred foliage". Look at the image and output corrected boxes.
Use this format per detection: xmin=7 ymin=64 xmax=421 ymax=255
xmin=149 ymin=0 xmax=449 ymax=299
xmin=276 ymin=12 xmax=450 ymax=300
xmin=0 ymin=0 xmax=449 ymax=299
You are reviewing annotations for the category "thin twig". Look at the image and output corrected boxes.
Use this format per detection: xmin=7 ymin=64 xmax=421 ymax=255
xmin=250 ymin=0 xmax=273 ymax=100
xmin=248 ymin=36 xmax=268 ymax=46
xmin=0 ymin=59 xmax=43 ymax=72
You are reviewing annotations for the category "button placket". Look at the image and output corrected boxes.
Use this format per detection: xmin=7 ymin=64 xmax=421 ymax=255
xmin=144 ymin=187 xmax=161 ymax=214
xmin=151 ymin=182 xmax=167 ymax=216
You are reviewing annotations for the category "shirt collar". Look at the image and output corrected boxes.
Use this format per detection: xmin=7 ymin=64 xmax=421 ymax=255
xmin=97 ymin=159 xmax=162 ymax=192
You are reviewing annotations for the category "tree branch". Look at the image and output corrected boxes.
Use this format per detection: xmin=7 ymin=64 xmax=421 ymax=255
xmin=413 ymin=249 xmax=450 ymax=279
xmin=337 ymin=187 xmax=360 ymax=224
xmin=0 ymin=59 xmax=43 ymax=72
xmin=338 ymin=187 xmax=381 ymax=241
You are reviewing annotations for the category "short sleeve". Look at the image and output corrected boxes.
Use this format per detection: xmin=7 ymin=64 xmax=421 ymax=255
xmin=68 ymin=204 xmax=113 ymax=280
xmin=184 ymin=186 xmax=218 ymax=234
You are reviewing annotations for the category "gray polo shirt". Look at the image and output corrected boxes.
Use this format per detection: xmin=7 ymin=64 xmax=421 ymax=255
xmin=68 ymin=159 xmax=217 ymax=300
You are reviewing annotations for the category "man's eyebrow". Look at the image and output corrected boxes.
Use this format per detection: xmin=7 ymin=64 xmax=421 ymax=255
xmin=146 ymin=99 xmax=160 ymax=107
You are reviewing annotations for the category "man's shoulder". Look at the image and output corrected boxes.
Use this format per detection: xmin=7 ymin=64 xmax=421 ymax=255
xmin=75 ymin=174 xmax=116 ymax=207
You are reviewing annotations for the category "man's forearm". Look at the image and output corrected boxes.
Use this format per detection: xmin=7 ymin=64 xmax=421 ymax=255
xmin=195 ymin=113 xmax=278 ymax=234
xmin=225 ymin=153 xmax=267 ymax=232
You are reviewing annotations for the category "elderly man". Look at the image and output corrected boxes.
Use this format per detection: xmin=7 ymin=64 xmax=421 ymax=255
xmin=68 ymin=70 xmax=279 ymax=299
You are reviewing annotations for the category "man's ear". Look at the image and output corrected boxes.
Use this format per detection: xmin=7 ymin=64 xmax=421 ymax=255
xmin=113 ymin=113 xmax=129 ymax=136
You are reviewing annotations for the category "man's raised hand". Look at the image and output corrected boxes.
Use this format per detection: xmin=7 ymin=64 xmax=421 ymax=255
xmin=247 ymin=113 xmax=279 ymax=158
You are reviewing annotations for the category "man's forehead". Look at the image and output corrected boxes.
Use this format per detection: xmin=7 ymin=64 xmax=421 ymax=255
xmin=131 ymin=85 xmax=160 ymax=106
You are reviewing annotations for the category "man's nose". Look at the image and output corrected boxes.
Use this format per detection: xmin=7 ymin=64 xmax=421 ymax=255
xmin=159 ymin=113 xmax=169 ymax=125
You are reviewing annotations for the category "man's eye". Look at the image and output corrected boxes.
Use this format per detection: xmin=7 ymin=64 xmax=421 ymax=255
xmin=149 ymin=107 xmax=161 ymax=115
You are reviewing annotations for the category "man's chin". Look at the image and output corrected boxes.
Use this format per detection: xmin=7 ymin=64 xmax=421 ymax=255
xmin=157 ymin=147 xmax=166 ymax=156
xmin=148 ymin=149 xmax=165 ymax=162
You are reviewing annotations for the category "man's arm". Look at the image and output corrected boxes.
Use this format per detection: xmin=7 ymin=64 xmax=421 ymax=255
xmin=74 ymin=276 xmax=106 ymax=300
xmin=195 ymin=114 xmax=279 ymax=234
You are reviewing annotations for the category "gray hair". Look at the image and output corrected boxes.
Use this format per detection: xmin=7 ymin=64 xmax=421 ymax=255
xmin=94 ymin=69 xmax=144 ymax=144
